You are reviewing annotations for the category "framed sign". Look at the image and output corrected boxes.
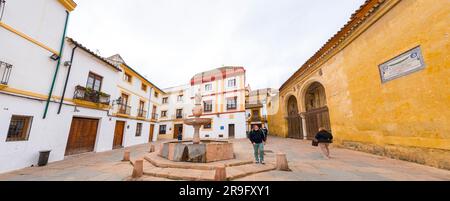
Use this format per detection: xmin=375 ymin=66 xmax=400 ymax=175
xmin=379 ymin=46 xmax=426 ymax=83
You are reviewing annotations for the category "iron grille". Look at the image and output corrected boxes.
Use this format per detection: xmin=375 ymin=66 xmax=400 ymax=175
xmin=0 ymin=60 xmax=12 ymax=85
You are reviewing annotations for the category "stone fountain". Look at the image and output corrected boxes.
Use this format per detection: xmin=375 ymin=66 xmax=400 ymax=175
xmin=158 ymin=92 xmax=234 ymax=163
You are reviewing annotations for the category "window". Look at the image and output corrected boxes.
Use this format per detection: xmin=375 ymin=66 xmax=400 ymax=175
xmin=138 ymin=101 xmax=145 ymax=117
xmin=141 ymin=83 xmax=147 ymax=91
xmin=139 ymin=100 xmax=145 ymax=111
xmin=154 ymin=91 xmax=159 ymax=98
xmin=205 ymin=84 xmax=212 ymax=91
xmin=162 ymin=97 xmax=168 ymax=104
xmin=121 ymin=93 xmax=129 ymax=105
xmin=0 ymin=1 xmax=6 ymax=21
xmin=176 ymin=109 xmax=183 ymax=119
xmin=204 ymin=123 xmax=212 ymax=129
xmin=7 ymin=115 xmax=33 ymax=142
xmin=86 ymin=72 xmax=103 ymax=91
xmin=227 ymin=97 xmax=237 ymax=110
xmin=228 ymin=79 xmax=236 ymax=87
xmin=161 ymin=111 xmax=167 ymax=117
xmin=203 ymin=100 xmax=213 ymax=112
xmin=177 ymin=95 xmax=183 ymax=102
xmin=119 ymin=93 xmax=130 ymax=114
xmin=135 ymin=123 xmax=142 ymax=136
xmin=159 ymin=125 xmax=167 ymax=134
xmin=124 ymin=73 xmax=132 ymax=83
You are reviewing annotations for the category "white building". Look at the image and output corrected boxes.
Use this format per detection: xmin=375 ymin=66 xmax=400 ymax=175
xmin=106 ymin=54 xmax=163 ymax=146
xmin=0 ymin=0 xmax=79 ymax=173
xmin=186 ymin=66 xmax=247 ymax=139
xmin=156 ymin=67 xmax=248 ymax=141
xmin=0 ymin=0 xmax=167 ymax=173
xmin=0 ymin=0 xmax=248 ymax=174
xmin=157 ymin=84 xmax=191 ymax=140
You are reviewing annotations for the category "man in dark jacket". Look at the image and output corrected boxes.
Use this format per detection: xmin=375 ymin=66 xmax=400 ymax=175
xmin=249 ymin=125 xmax=265 ymax=164
xmin=314 ymin=127 xmax=333 ymax=159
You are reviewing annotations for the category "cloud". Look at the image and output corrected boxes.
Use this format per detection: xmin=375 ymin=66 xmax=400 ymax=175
xmin=68 ymin=0 xmax=366 ymax=89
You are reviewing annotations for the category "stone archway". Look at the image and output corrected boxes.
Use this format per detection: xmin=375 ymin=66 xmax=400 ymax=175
xmin=286 ymin=95 xmax=303 ymax=139
xmin=303 ymin=82 xmax=331 ymax=139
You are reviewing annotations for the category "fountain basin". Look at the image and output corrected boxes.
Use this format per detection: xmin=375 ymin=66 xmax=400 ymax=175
xmin=159 ymin=140 xmax=234 ymax=163
xmin=183 ymin=118 xmax=212 ymax=126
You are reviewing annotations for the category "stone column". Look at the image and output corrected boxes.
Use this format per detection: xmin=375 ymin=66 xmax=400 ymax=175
xmin=276 ymin=153 xmax=290 ymax=171
xmin=193 ymin=125 xmax=201 ymax=144
xmin=132 ymin=159 xmax=143 ymax=178
xmin=122 ymin=150 xmax=130 ymax=161
xmin=149 ymin=144 xmax=155 ymax=153
xmin=301 ymin=113 xmax=308 ymax=140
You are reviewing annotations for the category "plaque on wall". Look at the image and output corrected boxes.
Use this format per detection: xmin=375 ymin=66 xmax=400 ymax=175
xmin=379 ymin=46 xmax=426 ymax=83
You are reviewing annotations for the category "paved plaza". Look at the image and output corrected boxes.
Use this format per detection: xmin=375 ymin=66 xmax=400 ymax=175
xmin=0 ymin=137 xmax=449 ymax=181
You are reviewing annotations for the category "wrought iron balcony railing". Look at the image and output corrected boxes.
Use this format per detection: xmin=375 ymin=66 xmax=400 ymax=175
xmin=172 ymin=114 xmax=187 ymax=119
xmin=117 ymin=104 xmax=131 ymax=115
xmin=73 ymin=85 xmax=111 ymax=105
xmin=0 ymin=61 xmax=12 ymax=85
xmin=137 ymin=109 xmax=147 ymax=118
xmin=151 ymin=113 xmax=159 ymax=120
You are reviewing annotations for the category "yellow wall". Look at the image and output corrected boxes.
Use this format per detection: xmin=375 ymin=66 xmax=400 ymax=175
xmin=271 ymin=0 xmax=450 ymax=169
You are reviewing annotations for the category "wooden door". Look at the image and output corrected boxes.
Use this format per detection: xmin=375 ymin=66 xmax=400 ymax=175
xmin=149 ymin=124 xmax=155 ymax=142
xmin=228 ymin=124 xmax=235 ymax=138
xmin=173 ymin=124 xmax=183 ymax=139
xmin=113 ymin=121 xmax=125 ymax=149
xmin=287 ymin=96 xmax=303 ymax=139
xmin=65 ymin=118 xmax=99 ymax=156
xmin=304 ymin=107 xmax=331 ymax=139
xmin=288 ymin=115 xmax=303 ymax=139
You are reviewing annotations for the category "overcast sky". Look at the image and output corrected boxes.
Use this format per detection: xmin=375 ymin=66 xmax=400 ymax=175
xmin=67 ymin=0 xmax=366 ymax=90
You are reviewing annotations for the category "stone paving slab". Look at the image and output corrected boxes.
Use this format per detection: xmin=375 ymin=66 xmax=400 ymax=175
xmin=0 ymin=137 xmax=449 ymax=181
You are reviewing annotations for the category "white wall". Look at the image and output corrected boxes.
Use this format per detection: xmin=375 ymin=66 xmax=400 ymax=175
xmin=0 ymin=94 xmax=121 ymax=173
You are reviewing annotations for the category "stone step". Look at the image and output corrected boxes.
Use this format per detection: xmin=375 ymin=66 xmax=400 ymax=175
xmin=227 ymin=163 xmax=276 ymax=180
xmin=140 ymin=160 xmax=276 ymax=181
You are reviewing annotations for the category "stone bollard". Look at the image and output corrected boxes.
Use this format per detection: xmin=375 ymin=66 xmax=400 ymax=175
xmin=276 ymin=153 xmax=291 ymax=171
xmin=214 ymin=165 xmax=227 ymax=181
xmin=122 ymin=150 xmax=130 ymax=161
xmin=149 ymin=144 xmax=155 ymax=153
xmin=132 ymin=159 xmax=144 ymax=178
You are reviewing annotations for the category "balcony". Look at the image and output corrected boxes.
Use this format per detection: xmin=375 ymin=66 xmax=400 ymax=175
xmin=0 ymin=61 xmax=12 ymax=89
xmin=151 ymin=113 xmax=159 ymax=121
xmin=137 ymin=109 xmax=147 ymax=119
xmin=73 ymin=85 xmax=111 ymax=109
xmin=117 ymin=104 xmax=131 ymax=116
xmin=172 ymin=114 xmax=186 ymax=120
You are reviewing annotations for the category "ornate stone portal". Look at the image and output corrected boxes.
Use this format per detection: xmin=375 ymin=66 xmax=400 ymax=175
xmin=158 ymin=91 xmax=234 ymax=163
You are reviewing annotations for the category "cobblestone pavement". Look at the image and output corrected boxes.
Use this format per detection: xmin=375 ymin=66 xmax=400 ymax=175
xmin=0 ymin=137 xmax=449 ymax=181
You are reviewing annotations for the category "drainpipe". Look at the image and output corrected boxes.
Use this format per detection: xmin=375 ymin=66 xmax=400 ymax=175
xmin=43 ymin=11 xmax=70 ymax=119
xmin=57 ymin=45 xmax=77 ymax=114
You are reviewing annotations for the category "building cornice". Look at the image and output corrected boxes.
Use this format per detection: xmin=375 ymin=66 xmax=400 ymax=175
xmin=58 ymin=0 xmax=77 ymax=12
xmin=280 ymin=0 xmax=401 ymax=91
xmin=0 ymin=22 xmax=59 ymax=55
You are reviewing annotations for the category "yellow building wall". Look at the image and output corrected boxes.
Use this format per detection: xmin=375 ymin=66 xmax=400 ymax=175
xmin=272 ymin=0 xmax=450 ymax=169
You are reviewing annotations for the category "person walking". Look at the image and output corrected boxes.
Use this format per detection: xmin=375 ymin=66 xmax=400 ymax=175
xmin=249 ymin=125 xmax=265 ymax=164
xmin=314 ymin=127 xmax=333 ymax=159
xmin=261 ymin=124 xmax=269 ymax=143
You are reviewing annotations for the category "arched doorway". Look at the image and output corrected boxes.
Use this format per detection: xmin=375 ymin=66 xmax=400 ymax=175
xmin=303 ymin=82 xmax=331 ymax=139
xmin=287 ymin=95 xmax=303 ymax=139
